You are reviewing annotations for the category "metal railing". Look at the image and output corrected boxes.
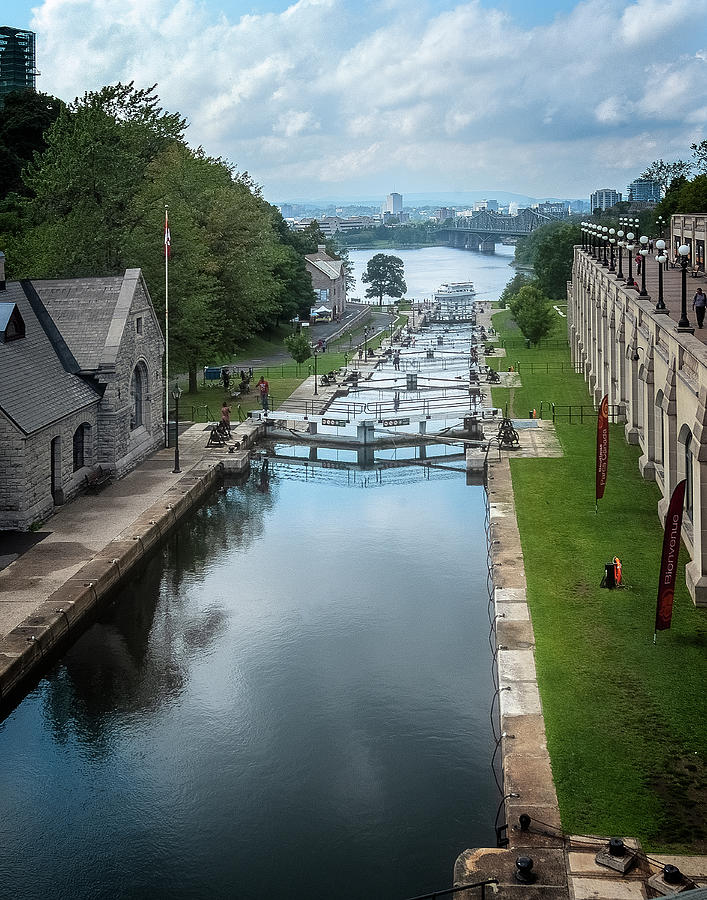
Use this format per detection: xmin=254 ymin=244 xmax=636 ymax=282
xmin=404 ymin=877 xmax=499 ymax=900
xmin=513 ymin=362 xmax=583 ymax=375
xmin=541 ymin=402 xmax=625 ymax=424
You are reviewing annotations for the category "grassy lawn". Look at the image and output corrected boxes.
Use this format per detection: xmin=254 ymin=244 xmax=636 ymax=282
xmin=491 ymin=308 xmax=707 ymax=852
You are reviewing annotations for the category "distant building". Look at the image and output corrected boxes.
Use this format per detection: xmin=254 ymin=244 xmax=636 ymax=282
xmin=474 ymin=199 xmax=499 ymax=212
xmin=434 ymin=207 xmax=455 ymax=222
xmin=279 ymin=203 xmax=295 ymax=218
xmin=293 ymin=215 xmax=377 ymax=236
xmin=627 ymin=178 xmax=660 ymax=204
xmin=0 ymin=26 xmax=37 ymax=100
xmin=590 ymin=188 xmax=622 ymax=212
xmin=569 ymin=199 xmax=590 ymax=214
xmin=304 ymin=245 xmax=347 ymax=320
xmin=383 ymin=193 xmax=403 ymax=215
xmin=508 ymin=202 xmax=519 ymax=216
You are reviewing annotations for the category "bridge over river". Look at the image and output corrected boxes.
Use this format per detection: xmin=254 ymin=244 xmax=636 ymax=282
xmin=438 ymin=207 xmax=553 ymax=252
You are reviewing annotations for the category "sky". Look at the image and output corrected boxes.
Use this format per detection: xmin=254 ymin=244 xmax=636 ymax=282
xmin=4 ymin=0 xmax=707 ymax=204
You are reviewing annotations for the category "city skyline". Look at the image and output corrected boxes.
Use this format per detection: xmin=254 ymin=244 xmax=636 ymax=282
xmin=4 ymin=0 xmax=707 ymax=203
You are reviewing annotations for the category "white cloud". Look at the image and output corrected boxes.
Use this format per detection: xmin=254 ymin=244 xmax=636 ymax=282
xmin=29 ymin=0 xmax=707 ymax=199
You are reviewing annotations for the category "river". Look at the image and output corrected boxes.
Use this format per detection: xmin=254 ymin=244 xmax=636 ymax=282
xmin=346 ymin=244 xmax=516 ymax=305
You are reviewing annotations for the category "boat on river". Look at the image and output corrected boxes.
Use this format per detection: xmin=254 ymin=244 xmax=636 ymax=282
xmin=433 ymin=281 xmax=476 ymax=302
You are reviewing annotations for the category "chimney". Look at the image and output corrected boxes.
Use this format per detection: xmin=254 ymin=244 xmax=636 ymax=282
xmin=0 ymin=251 xmax=5 ymax=291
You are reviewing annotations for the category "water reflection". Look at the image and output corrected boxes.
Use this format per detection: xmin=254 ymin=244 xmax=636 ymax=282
xmin=0 ymin=452 xmax=496 ymax=900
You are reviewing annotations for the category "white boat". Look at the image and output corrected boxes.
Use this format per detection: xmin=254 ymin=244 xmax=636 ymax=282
xmin=433 ymin=281 xmax=476 ymax=302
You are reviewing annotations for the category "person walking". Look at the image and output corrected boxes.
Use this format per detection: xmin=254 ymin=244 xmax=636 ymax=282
xmin=693 ymin=287 xmax=707 ymax=328
xmin=257 ymin=376 xmax=270 ymax=412
xmin=221 ymin=367 xmax=230 ymax=392
xmin=220 ymin=400 xmax=231 ymax=437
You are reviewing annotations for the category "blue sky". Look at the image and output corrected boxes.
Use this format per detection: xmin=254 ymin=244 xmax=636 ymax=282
xmin=4 ymin=0 xmax=707 ymax=202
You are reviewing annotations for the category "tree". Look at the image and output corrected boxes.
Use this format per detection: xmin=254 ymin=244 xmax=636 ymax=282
xmin=361 ymin=253 xmax=406 ymax=304
xmin=532 ymin=223 xmax=581 ymax=300
xmin=284 ymin=331 xmax=313 ymax=364
xmin=0 ymin=90 xmax=63 ymax=200
xmin=499 ymin=272 xmax=532 ymax=308
xmin=509 ymin=285 xmax=555 ymax=345
xmin=641 ymin=159 xmax=693 ymax=195
xmin=690 ymin=140 xmax=707 ymax=175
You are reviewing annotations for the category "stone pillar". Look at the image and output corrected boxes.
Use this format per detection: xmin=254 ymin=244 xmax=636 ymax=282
xmin=657 ymin=362 xmax=678 ymax=523
xmin=638 ymin=344 xmax=656 ymax=480
xmin=685 ymin=384 xmax=707 ymax=606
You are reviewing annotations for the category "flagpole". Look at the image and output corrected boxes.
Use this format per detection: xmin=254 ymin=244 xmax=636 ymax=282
xmin=164 ymin=204 xmax=169 ymax=449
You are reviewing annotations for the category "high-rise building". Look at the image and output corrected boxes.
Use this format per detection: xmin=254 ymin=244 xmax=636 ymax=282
xmin=383 ymin=192 xmax=403 ymax=215
xmin=627 ymin=178 xmax=660 ymax=204
xmin=590 ymin=188 xmax=622 ymax=212
xmin=0 ymin=27 xmax=37 ymax=99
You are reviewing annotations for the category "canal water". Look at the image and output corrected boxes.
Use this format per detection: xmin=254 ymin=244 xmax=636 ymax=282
xmin=0 ymin=246 xmax=511 ymax=899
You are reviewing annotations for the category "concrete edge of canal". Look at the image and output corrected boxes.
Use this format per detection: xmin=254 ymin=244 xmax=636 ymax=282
xmin=0 ymin=423 xmax=263 ymax=708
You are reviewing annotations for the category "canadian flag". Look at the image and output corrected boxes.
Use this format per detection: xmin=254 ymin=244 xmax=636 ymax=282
xmin=164 ymin=209 xmax=171 ymax=259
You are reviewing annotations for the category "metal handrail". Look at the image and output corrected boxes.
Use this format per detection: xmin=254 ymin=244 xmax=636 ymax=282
xmin=404 ymin=877 xmax=499 ymax=900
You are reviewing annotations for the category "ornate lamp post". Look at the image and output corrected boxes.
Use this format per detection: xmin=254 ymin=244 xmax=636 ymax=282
xmin=616 ymin=229 xmax=625 ymax=280
xmin=608 ymin=228 xmax=616 ymax=272
xmin=677 ymin=244 xmax=693 ymax=331
xmin=313 ymin=347 xmax=319 ymax=395
xmin=172 ymin=382 xmax=182 ymax=474
xmin=655 ymin=239 xmax=667 ymax=312
xmin=639 ymin=235 xmax=649 ymax=296
xmin=656 ymin=215 xmax=666 ymax=238
xmin=363 ymin=324 xmax=371 ymax=358
xmin=625 ymin=231 xmax=636 ymax=287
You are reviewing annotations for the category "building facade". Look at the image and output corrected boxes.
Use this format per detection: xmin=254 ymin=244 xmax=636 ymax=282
xmin=0 ymin=27 xmax=36 ymax=99
xmin=627 ymin=179 xmax=660 ymax=204
xmin=304 ymin=245 xmax=347 ymax=319
xmin=383 ymin=193 xmax=403 ymax=215
xmin=670 ymin=214 xmax=706 ymax=270
xmin=0 ymin=260 xmax=164 ymax=530
xmin=590 ymin=188 xmax=622 ymax=211
xmin=568 ymin=239 xmax=707 ymax=607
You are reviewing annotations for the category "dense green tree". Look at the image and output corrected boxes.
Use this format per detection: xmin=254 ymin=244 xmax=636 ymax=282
xmin=284 ymin=331 xmax=313 ymax=364
xmin=361 ymin=253 xmax=406 ymax=304
xmin=509 ymin=284 xmax=555 ymax=345
xmin=516 ymin=222 xmax=580 ymax=300
xmin=0 ymin=90 xmax=63 ymax=200
xmin=499 ymin=272 xmax=532 ymax=308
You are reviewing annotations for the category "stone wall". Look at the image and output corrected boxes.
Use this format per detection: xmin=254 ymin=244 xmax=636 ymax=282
xmin=94 ymin=274 xmax=164 ymax=476
xmin=0 ymin=405 xmax=100 ymax=530
xmin=569 ymin=246 xmax=707 ymax=606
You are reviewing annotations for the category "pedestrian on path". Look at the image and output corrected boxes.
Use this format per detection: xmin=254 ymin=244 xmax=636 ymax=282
xmin=258 ymin=376 xmax=270 ymax=411
xmin=220 ymin=400 xmax=231 ymax=437
xmin=693 ymin=287 xmax=707 ymax=328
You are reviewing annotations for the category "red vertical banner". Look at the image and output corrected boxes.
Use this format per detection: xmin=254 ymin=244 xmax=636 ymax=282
xmin=595 ymin=394 xmax=609 ymax=506
xmin=655 ymin=479 xmax=686 ymax=638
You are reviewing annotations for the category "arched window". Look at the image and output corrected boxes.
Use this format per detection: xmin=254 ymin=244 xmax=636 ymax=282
xmin=72 ymin=423 xmax=88 ymax=471
xmin=130 ymin=364 xmax=145 ymax=430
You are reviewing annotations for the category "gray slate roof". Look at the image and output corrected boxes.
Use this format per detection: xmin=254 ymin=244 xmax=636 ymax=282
xmin=30 ymin=275 xmax=128 ymax=372
xmin=0 ymin=282 xmax=100 ymax=435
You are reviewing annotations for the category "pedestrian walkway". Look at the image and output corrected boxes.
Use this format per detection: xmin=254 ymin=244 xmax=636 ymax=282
xmin=0 ymin=421 xmax=259 ymax=644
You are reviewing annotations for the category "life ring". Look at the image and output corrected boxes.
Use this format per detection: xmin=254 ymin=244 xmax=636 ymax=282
xmin=613 ymin=556 xmax=622 ymax=585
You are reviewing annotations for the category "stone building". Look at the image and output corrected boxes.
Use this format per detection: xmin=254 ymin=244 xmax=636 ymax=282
xmin=0 ymin=257 xmax=164 ymax=530
xmin=567 ymin=225 xmax=707 ymax=607
xmin=304 ymin=245 xmax=347 ymax=320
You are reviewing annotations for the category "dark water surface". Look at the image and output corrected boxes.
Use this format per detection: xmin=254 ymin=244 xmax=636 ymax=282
xmin=0 ymin=463 xmax=495 ymax=900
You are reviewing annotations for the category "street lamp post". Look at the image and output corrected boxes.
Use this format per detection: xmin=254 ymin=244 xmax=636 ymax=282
xmin=677 ymin=244 xmax=693 ymax=331
xmin=601 ymin=226 xmax=609 ymax=266
xmin=656 ymin=215 xmax=666 ymax=238
xmin=608 ymin=228 xmax=616 ymax=272
xmin=364 ymin=325 xmax=370 ymax=358
xmin=172 ymin=382 xmax=182 ymax=474
xmin=313 ymin=349 xmax=319 ymax=396
xmin=616 ymin=230 xmax=625 ymax=280
xmin=639 ymin=235 xmax=649 ymax=296
xmin=655 ymin=239 xmax=667 ymax=312
xmin=625 ymin=232 xmax=636 ymax=287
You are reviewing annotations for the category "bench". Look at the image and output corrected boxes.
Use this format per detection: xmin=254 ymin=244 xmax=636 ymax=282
xmin=84 ymin=465 xmax=112 ymax=491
